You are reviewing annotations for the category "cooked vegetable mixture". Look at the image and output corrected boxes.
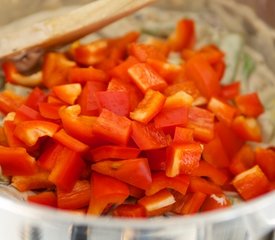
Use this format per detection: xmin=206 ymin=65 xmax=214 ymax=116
xmin=0 ymin=18 xmax=274 ymax=218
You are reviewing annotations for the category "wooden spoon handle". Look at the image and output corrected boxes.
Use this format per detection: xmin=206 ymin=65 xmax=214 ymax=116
xmin=0 ymin=0 xmax=156 ymax=59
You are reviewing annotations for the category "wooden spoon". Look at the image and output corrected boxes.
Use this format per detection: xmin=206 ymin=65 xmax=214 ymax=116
xmin=0 ymin=0 xmax=156 ymax=60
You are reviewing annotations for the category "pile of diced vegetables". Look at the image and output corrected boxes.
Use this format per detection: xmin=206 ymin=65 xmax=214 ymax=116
xmin=0 ymin=18 xmax=274 ymax=218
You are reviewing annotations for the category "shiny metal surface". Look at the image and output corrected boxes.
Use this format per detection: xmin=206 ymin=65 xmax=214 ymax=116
xmin=0 ymin=1 xmax=275 ymax=239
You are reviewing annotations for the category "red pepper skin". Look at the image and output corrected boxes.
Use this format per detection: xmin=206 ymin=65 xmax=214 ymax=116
xmin=113 ymin=204 xmax=146 ymax=218
xmin=232 ymin=165 xmax=270 ymax=200
xmin=88 ymin=172 xmax=129 ymax=215
xmin=93 ymin=108 xmax=132 ymax=146
xmin=255 ymin=148 xmax=275 ymax=181
xmin=221 ymin=82 xmax=240 ymax=100
xmin=189 ymin=177 xmax=223 ymax=195
xmin=57 ymin=180 xmax=91 ymax=209
xmin=15 ymin=104 xmax=44 ymax=123
xmin=131 ymin=121 xmax=171 ymax=150
xmin=145 ymin=148 xmax=167 ymax=171
xmin=3 ymin=121 xmax=26 ymax=148
xmin=201 ymin=193 xmax=231 ymax=212
xmin=92 ymin=158 xmax=152 ymax=190
xmin=48 ymin=147 xmax=85 ymax=192
xmin=95 ymin=91 xmax=130 ymax=116
xmin=154 ymin=107 xmax=189 ymax=129
xmin=28 ymin=192 xmax=57 ymax=208
xmin=90 ymin=145 xmax=140 ymax=162
xmin=68 ymin=67 xmax=108 ymax=84
xmin=25 ymin=87 xmax=47 ymax=111
xmin=173 ymin=127 xmax=194 ymax=144
xmin=0 ymin=146 xmax=36 ymax=176
xmin=146 ymin=172 xmax=190 ymax=196
xmin=166 ymin=143 xmax=203 ymax=177
xmin=138 ymin=189 xmax=175 ymax=217
xmin=52 ymin=83 xmax=82 ymax=105
xmin=38 ymin=102 xmax=63 ymax=120
xmin=235 ymin=93 xmax=264 ymax=117
xmin=128 ymin=63 xmax=168 ymax=93
xmin=0 ymin=90 xmax=25 ymax=114
xmin=14 ymin=120 xmax=60 ymax=147
xmin=229 ymin=144 xmax=255 ymax=176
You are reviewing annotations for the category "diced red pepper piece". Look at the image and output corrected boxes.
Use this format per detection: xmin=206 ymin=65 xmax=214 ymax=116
xmin=221 ymin=82 xmax=240 ymax=100
xmin=232 ymin=116 xmax=262 ymax=142
xmin=2 ymin=61 xmax=42 ymax=87
xmin=25 ymin=87 xmax=47 ymax=110
xmin=201 ymin=193 xmax=231 ymax=212
xmin=235 ymin=93 xmax=264 ymax=117
xmin=229 ymin=144 xmax=255 ymax=175
xmin=163 ymin=91 xmax=194 ymax=110
xmin=130 ymin=89 xmax=166 ymax=124
xmin=145 ymin=148 xmax=167 ymax=171
xmin=255 ymin=148 xmax=275 ymax=181
xmin=213 ymin=60 xmax=226 ymax=82
xmin=0 ymin=126 xmax=7 ymax=146
xmin=93 ymin=108 xmax=132 ymax=145
xmin=202 ymin=135 xmax=230 ymax=168
xmin=12 ymin=169 xmax=53 ymax=192
xmin=173 ymin=127 xmax=194 ymax=144
xmin=0 ymin=146 xmax=36 ymax=176
xmin=0 ymin=90 xmax=25 ymax=114
xmin=128 ymin=185 xmax=145 ymax=199
xmin=166 ymin=143 xmax=203 ymax=177
xmin=168 ymin=19 xmax=195 ymax=51
xmin=57 ymin=180 xmax=91 ymax=209
xmin=77 ymin=81 xmax=106 ymax=116
xmin=3 ymin=120 xmax=26 ymax=148
xmin=15 ymin=104 xmax=43 ymax=123
xmin=113 ymin=204 xmax=146 ymax=218
xmin=187 ymin=107 xmax=215 ymax=142
xmin=53 ymin=129 xmax=89 ymax=153
xmin=68 ymin=67 xmax=108 ymax=84
xmin=73 ymin=40 xmax=109 ymax=66
xmin=131 ymin=121 xmax=171 ymax=150
xmin=95 ymin=91 xmax=130 ymax=116
xmin=207 ymin=97 xmax=236 ymax=125
xmin=214 ymin=121 xmax=244 ymax=159
xmin=138 ymin=189 xmax=175 ymax=217
xmin=28 ymin=192 xmax=57 ymax=208
xmin=128 ymin=63 xmax=167 ymax=93
xmin=191 ymin=161 xmax=229 ymax=185
xmin=59 ymin=105 xmax=98 ymax=146
xmin=48 ymin=147 xmax=85 ymax=191
xmin=90 ymin=145 xmax=140 ymax=162
xmin=14 ymin=120 xmax=60 ymax=146
xmin=38 ymin=102 xmax=63 ymax=120
xmin=185 ymin=56 xmax=221 ymax=99
xmin=128 ymin=43 xmax=166 ymax=62
xmin=197 ymin=45 xmax=224 ymax=65
xmin=146 ymin=172 xmax=189 ymax=196
xmin=154 ymin=106 xmax=189 ymax=129
xmin=37 ymin=140 xmax=65 ymax=171
xmin=189 ymin=177 xmax=223 ymax=195
xmin=52 ymin=83 xmax=81 ymax=105
xmin=88 ymin=172 xmax=129 ymax=215
xmin=232 ymin=165 xmax=270 ymax=200
xmin=92 ymin=158 xmax=152 ymax=190
xmin=42 ymin=52 xmax=76 ymax=88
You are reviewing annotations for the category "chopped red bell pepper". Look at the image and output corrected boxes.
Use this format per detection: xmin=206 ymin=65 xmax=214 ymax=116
xmin=3 ymin=120 xmax=26 ymax=148
xmin=130 ymin=89 xmax=166 ymax=124
xmin=113 ymin=204 xmax=146 ymax=218
xmin=146 ymin=172 xmax=190 ymax=196
xmin=207 ymin=97 xmax=236 ymax=125
xmin=25 ymin=87 xmax=47 ymax=110
xmin=235 ymin=92 xmax=264 ymax=117
xmin=128 ymin=63 xmax=168 ymax=93
xmin=57 ymin=180 xmax=91 ymax=209
xmin=93 ymin=108 xmax=132 ymax=145
xmin=229 ymin=144 xmax=255 ymax=175
xmin=131 ymin=121 xmax=171 ymax=150
xmin=138 ymin=189 xmax=175 ymax=217
xmin=201 ymin=193 xmax=231 ymax=212
xmin=185 ymin=56 xmax=221 ymax=99
xmin=189 ymin=176 xmax=223 ymax=195
xmin=0 ymin=146 xmax=36 ymax=176
xmin=95 ymin=91 xmax=130 ymax=116
xmin=88 ymin=172 xmax=129 ymax=215
xmin=221 ymin=82 xmax=240 ymax=100
xmin=14 ymin=120 xmax=60 ymax=146
xmin=15 ymin=104 xmax=44 ymax=123
xmin=68 ymin=67 xmax=108 ymax=84
xmin=163 ymin=91 xmax=194 ymax=110
xmin=28 ymin=192 xmax=57 ymax=208
xmin=52 ymin=83 xmax=82 ymax=105
xmin=53 ymin=129 xmax=89 ymax=153
xmin=173 ymin=127 xmax=194 ymax=144
xmin=90 ymin=145 xmax=140 ymax=162
xmin=145 ymin=148 xmax=167 ymax=171
xmin=92 ymin=158 xmax=152 ymax=190
xmin=232 ymin=116 xmax=262 ymax=142
xmin=255 ymin=148 xmax=275 ymax=181
xmin=0 ymin=90 xmax=25 ymax=115
xmin=166 ymin=143 xmax=203 ymax=177
xmin=38 ymin=102 xmax=63 ymax=120
xmin=232 ymin=165 xmax=270 ymax=200
xmin=154 ymin=106 xmax=189 ymax=129
xmin=48 ymin=147 xmax=85 ymax=191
